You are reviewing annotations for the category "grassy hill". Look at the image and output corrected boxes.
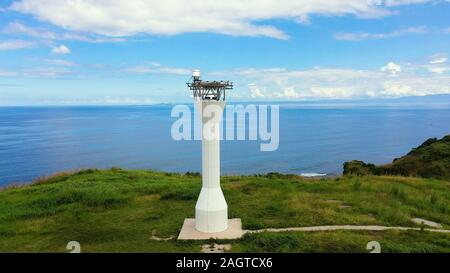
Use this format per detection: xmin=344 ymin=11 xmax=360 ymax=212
xmin=344 ymin=135 xmax=450 ymax=179
xmin=1 ymin=168 xmax=449 ymax=253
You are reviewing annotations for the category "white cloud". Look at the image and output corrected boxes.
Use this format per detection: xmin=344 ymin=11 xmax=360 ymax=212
xmin=123 ymin=63 xmax=191 ymax=75
xmin=334 ymin=26 xmax=427 ymax=41
xmin=0 ymin=39 xmax=34 ymax=50
xmin=51 ymin=45 xmax=71 ymax=55
xmin=380 ymin=82 xmax=426 ymax=96
xmin=380 ymin=76 xmax=450 ymax=96
xmin=428 ymin=67 xmax=448 ymax=74
xmin=424 ymin=54 xmax=449 ymax=74
xmin=275 ymin=88 xmax=304 ymax=99
xmin=23 ymin=67 xmax=72 ymax=78
xmin=102 ymin=97 xmax=154 ymax=104
xmin=380 ymin=62 xmax=402 ymax=75
xmin=2 ymin=22 xmax=125 ymax=43
xmin=1 ymin=61 xmax=76 ymax=78
xmin=429 ymin=56 xmax=447 ymax=64
xmin=122 ymin=66 xmax=153 ymax=74
xmin=44 ymin=59 xmax=77 ymax=67
xmin=213 ymin=61 xmax=450 ymax=100
xmin=383 ymin=0 xmax=433 ymax=6
xmin=0 ymin=70 xmax=17 ymax=77
xmin=217 ymin=67 xmax=383 ymax=99
xmin=158 ymin=67 xmax=192 ymax=75
xmin=248 ymin=84 xmax=266 ymax=98
xmin=40 ymin=97 xmax=155 ymax=105
xmin=25 ymin=57 xmax=77 ymax=66
xmin=9 ymin=0 xmax=435 ymax=39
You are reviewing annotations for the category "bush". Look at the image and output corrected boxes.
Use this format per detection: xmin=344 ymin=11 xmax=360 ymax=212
xmin=184 ymin=172 xmax=201 ymax=177
xmin=343 ymin=161 xmax=377 ymax=176
xmin=110 ymin=167 xmax=122 ymax=172
xmin=264 ymin=172 xmax=297 ymax=179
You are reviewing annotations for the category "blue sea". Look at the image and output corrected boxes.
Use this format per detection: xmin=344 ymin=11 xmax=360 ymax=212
xmin=1 ymin=101 xmax=450 ymax=186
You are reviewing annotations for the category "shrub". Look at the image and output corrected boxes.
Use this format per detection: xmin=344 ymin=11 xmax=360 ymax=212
xmin=184 ymin=172 xmax=201 ymax=177
xmin=264 ymin=172 xmax=298 ymax=179
xmin=343 ymin=161 xmax=377 ymax=176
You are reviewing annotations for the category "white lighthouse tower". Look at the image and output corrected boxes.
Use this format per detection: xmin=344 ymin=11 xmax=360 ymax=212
xmin=178 ymin=70 xmax=243 ymax=240
xmin=189 ymin=69 xmax=232 ymax=233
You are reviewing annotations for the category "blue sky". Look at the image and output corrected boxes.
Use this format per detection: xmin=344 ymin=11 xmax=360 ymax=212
xmin=0 ymin=0 xmax=450 ymax=105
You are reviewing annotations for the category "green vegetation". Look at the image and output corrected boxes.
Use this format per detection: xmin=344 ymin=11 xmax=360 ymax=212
xmin=1 ymin=168 xmax=449 ymax=252
xmin=344 ymin=135 xmax=450 ymax=179
xmin=235 ymin=230 xmax=450 ymax=253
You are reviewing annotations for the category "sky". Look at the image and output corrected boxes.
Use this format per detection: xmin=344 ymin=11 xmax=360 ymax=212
xmin=0 ymin=0 xmax=450 ymax=105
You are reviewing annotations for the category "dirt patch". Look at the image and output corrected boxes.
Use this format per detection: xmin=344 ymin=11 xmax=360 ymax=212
xmin=201 ymin=244 xmax=231 ymax=253
xmin=324 ymin=199 xmax=341 ymax=204
xmin=151 ymin=230 xmax=174 ymax=241
xmin=247 ymin=225 xmax=450 ymax=234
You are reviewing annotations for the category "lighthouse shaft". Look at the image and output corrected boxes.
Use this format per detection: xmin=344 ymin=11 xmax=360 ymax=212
xmin=195 ymin=101 xmax=228 ymax=233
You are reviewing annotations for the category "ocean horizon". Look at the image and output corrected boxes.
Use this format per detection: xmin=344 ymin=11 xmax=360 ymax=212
xmin=1 ymin=100 xmax=450 ymax=186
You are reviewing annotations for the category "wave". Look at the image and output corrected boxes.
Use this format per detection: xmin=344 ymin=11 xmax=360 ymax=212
xmin=300 ymin=173 xmax=327 ymax=177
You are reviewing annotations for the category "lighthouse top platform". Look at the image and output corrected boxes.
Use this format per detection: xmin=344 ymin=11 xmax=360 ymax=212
xmin=187 ymin=69 xmax=233 ymax=101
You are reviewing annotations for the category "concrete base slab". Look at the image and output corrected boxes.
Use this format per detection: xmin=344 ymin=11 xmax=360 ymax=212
xmin=178 ymin=218 xmax=244 ymax=240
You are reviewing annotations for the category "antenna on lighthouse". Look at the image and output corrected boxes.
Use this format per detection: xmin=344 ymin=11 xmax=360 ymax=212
xmin=192 ymin=69 xmax=201 ymax=80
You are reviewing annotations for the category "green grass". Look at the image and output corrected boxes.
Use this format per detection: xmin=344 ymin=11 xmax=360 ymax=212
xmin=233 ymin=230 xmax=450 ymax=253
xmin=0 ymin=168 xmax=449 ymax=253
